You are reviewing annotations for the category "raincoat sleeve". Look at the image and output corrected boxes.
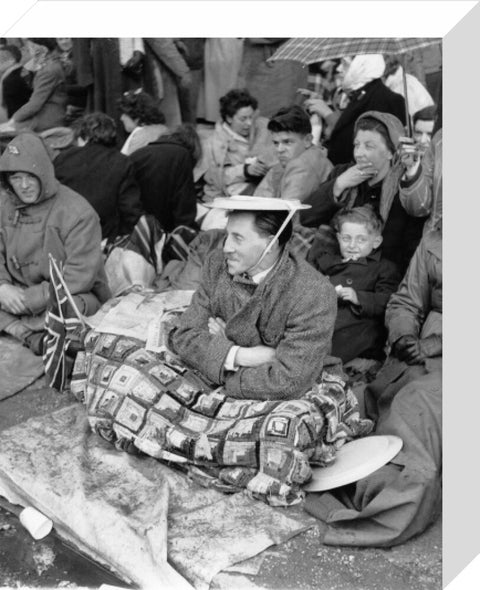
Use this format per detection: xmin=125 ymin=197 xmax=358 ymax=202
xmin=0 ymin=230 xmax=12 ymax=286
xmin=13 ymin=66 xmax=61 ymax=123
xmin=23 ymin=209 xmax=104 ymax=315
xmin=398 ymin=142 xmax=435 ymax=218
xmin=385 ymin=238 xmax=431 ymax=345
xmin=223 ymin=163 xmax=248 ymax=186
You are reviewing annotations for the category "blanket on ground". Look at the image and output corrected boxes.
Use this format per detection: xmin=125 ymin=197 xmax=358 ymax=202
xmin=71 ymin=331 xmax=373 ymax=506
xmin=0 ymin=403 xmax=316 ymax=589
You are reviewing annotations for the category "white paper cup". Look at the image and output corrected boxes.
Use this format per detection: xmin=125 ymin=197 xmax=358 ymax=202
xmin=19 ymin=506 xmax=53 ymax=540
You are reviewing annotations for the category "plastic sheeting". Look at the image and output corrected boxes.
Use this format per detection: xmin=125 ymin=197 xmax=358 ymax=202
xmin=0 ymin=403 xmax=313 ymax=589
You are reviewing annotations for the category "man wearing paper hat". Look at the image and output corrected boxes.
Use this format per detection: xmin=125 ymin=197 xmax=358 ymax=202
xmin=171 ymin=196 xmax=337 ymax=400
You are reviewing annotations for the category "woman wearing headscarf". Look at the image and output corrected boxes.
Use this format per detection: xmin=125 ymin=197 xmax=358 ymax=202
xmin=305 ymin=54 xmax=406 ymax=166
xmin=303 ymin=111 xmax=426 ymax=274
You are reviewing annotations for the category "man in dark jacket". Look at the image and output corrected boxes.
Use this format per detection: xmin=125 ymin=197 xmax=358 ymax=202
xmin=129 ymin=127 xmax=199 ymax=232
xmin=54 ymin=112 xmax=144 ymax=242
xmin=171 ymin=196 xmax=337 ymax=400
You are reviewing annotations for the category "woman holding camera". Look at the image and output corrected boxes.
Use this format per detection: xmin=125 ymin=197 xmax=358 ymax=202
xmin=303 ymin=111 xmax=427 ymax=274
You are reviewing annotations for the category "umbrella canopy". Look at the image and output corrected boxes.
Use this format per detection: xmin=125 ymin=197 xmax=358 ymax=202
xmin=268 ymin=37 xmax=441 ymax=65
xmin=269 ymin=37 xmax=441 ymax=138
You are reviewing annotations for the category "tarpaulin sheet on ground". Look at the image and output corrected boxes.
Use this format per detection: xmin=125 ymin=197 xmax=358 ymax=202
xmin=0 ymin=403 xmax=315 ymax=589
xmin=0 ymin=336 xmax=44 ymax=401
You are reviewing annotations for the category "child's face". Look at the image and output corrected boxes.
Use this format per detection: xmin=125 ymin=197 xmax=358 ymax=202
xmin=336 ymin=221 xmax=382 ymax=261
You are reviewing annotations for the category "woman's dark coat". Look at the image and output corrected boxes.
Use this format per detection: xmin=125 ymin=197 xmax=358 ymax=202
xmin=129 ymin=137 xmax=197 ymax=233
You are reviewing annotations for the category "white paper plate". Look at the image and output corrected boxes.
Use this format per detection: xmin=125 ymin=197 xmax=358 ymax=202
xmin=303 ymin=435 xmax=403 ymax=492
xmin=204 ymin=195 xmax=310 ymax=211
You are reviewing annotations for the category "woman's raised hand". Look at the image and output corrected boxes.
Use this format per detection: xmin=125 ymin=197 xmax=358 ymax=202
xmin=333 ymin=163 xmax=377 ymax=196
xmin=304 ymin=97 xmax=333 ymax=120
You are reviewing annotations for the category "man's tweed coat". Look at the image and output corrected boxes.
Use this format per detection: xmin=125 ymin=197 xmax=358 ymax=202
xmin=171 ymin=245 xmax=337 ymax=400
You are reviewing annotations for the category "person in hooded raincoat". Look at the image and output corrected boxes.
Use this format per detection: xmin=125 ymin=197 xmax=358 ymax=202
xmin=0 ymin=132 xmax=110 ymax=353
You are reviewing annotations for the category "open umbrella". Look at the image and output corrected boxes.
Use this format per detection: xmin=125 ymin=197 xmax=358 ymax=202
xmin=268 ymin=37 xmax=442 ymax=136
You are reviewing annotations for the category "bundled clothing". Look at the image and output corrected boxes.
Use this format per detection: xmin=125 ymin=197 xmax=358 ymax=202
xmin=129 ymin=135 xmax=198 ymax=232
xmin=11 ymin=56 xmax=67 ymax=132
xmin=54 ymin=142 xmax=144 ymax=242
xmin=306 ymin=231 xmax=442 ymax=547
xmin=301 ymin=111 xmax=427 ymax=274
xmin=0 ymin=133 xmax=110 ymax=339
xmin=307 ymin=248 xmax=401 ymax=363
xmin=171 ymin=245 xmax=337 ymax=400
xmin=199 ymin=117 xmax=275 ymax=202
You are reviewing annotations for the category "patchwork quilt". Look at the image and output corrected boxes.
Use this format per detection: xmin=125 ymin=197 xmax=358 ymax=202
xmin=71 ymin=331 xmax=373 ymax=506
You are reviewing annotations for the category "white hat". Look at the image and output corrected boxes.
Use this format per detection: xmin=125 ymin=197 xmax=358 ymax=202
xmin=303 ymin=435 xmax=403 ymax=492
xmin=204 ymin=195 xmax=311 ymax=211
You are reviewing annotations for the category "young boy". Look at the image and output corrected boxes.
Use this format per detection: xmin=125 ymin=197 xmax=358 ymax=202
xmin=254 ymin=105 xmax=333 ymax=257
xmin=307 ymin=205 xmax=401 ymax=363
xmin=254 ymin=105 xmax=333 ymax=204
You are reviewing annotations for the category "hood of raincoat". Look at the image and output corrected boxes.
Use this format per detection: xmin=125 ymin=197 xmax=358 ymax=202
xmin=354 ymin=110 xmax=405 ymax=154
xmin=0 ymin=132 xmax=59 ymax=206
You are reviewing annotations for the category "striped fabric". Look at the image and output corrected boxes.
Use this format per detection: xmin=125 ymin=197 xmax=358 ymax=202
xmin=103 ymin=214 xmax=165 ymax=273
xmin=268 ymin=38 xmax=441 ymax=65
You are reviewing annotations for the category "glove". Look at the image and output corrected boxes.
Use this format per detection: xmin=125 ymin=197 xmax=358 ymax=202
xmin=391 ymin=335 xmax=418 ymax=363
xmin=393 ymin=334 xmax=442 ymax=365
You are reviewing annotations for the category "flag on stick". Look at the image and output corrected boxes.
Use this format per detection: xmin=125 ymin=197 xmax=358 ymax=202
xmin=43 ymin=255 xmax=86 ymax=392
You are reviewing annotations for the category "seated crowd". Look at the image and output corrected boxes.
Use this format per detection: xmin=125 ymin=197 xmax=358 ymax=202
xmin=0 ymin=39 xmax=442 ymax=545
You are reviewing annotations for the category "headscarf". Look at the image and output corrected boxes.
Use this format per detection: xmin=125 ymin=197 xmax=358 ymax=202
xmin=342 ymin=54 xmax=385 ymax=93
xmin=342 ymin=110 xmax=406 ymax=222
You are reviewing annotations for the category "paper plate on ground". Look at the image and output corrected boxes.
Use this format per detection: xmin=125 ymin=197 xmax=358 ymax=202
xmin=304 ymin=435 xmax=403 ymax=492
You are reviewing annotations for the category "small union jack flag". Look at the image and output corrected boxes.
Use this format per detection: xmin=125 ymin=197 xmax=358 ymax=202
xmin=43 ymin=255 xmax=86 ymax=392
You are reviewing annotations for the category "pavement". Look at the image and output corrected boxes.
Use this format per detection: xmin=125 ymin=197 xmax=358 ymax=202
xmin=0 ymin=380 xmax=441 ymax=590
